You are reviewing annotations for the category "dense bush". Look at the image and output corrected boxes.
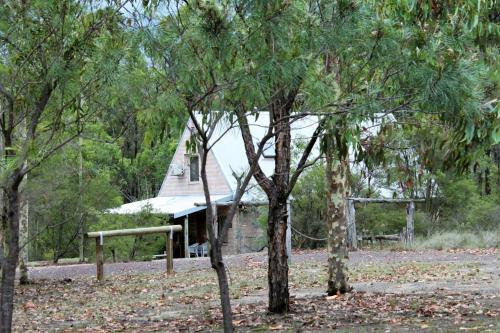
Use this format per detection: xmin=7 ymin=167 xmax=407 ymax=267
xmin=355 ymin=204 xmax=428 ymax=236
xmin=436 ymin=175 xmax=500 ymax=231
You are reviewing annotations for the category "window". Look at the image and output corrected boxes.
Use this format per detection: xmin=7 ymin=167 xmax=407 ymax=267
xmin=263 ymin=138 xmax=276 ymax=158
xmin=189 ymin=155 xmax=199 ymax=182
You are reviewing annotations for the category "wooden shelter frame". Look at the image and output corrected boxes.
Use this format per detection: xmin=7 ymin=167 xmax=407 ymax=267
xmin=346 ymin=198 xmax=425 ymax=250
xmin=86 ymin=225 xmax=182 ymax=281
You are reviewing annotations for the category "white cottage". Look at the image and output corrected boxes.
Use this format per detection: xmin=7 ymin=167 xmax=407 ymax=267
xmin=109 ymin=112 xmax=320 ymax=258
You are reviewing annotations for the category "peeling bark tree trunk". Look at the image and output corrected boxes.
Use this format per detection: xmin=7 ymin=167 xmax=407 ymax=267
xmin=17 ymin=118 xmax=29 ymax=284
xmin=325 ymin=138 xmax=350 ymax=295
xmin=18 ymin=173 xmax=29 ymax=285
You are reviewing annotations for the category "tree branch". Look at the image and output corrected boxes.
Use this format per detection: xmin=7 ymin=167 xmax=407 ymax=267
xmin=235 ymin=106 xmax=275 ymax=196
xmin=287 ymin=120 xmax=323 ymax=195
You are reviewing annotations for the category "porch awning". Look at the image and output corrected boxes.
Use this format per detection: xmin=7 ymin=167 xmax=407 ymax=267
xmin=107 ymin=194 xmax=233 ymax=218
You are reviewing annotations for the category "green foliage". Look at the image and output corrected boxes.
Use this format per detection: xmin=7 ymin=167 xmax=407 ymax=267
xmin=355 ymin=203 xmax=427 ymax=236
xmin=436 ymin=173 xmax=500 ymax=231
xmin=90 ymin=212 xmax=169 ymax=262
xmin=291 ymin=163 xmax=328 ymax=248
xmin=27 ymin=132 xmax=122 ymax=261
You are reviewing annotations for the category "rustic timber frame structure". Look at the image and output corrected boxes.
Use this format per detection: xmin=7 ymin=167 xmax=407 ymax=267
xmin=86 ymin=225 xmax=182 ymax=281
xmin=346 ymin=198 xmax=426 ymax=250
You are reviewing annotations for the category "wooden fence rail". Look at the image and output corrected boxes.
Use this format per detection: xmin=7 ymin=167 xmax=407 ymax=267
xmin=86 ymin=225 xmax=182 ymax=281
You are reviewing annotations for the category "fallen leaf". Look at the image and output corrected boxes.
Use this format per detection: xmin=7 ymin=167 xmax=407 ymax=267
xmin=23 ymin=301 xmax=36 ymax=310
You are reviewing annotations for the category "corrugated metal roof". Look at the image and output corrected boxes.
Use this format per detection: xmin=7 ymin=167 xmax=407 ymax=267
xmin=203 ymin=112 xmax=321 ymax=200
xmin=107 ymin=194 xmax=232 ymax=218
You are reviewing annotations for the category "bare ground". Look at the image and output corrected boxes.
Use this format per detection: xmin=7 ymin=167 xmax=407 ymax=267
xmin=14 ymin=248 xmax=499 ymax=332
xmin=28 ymin=248 xmax=497 ymax=280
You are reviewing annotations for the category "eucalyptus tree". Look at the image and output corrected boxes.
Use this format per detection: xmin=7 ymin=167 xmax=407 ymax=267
xmin=226 ymin=1 xmax=333 ymax=313
xmin=0 ymin=1 xmax=129 ymax=331
xmin=141 ymin=0 xmax=330 ymax=318
xmin=141 ymin=3 xmax=264 ymax=331
xmin=318 ymin=0 xmax=499 ymax=295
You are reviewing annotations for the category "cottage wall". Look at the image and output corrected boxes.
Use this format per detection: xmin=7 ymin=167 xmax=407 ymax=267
xmin=158 ymin=127 xmax=231 ymax=197
xmin=220 ymin=206 xmax=264 ymax=255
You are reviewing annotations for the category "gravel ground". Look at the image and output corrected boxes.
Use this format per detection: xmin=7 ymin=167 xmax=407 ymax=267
xmin=28 ymin=248 xmax=499 ymax=281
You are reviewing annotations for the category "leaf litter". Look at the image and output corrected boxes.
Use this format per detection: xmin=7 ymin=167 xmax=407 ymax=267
xmin=13 ymin=249 xmax=499 ymax=332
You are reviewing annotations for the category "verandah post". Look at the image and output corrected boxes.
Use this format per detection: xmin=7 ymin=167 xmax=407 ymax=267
xmin=184 ymin=215 xmax=189 ymax=258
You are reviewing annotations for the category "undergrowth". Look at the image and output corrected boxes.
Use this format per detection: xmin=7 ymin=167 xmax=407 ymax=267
xmin=413 ymin=230 xmax=499 ymax=250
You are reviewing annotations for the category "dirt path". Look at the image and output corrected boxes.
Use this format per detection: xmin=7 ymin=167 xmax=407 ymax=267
xmin=29 ymin=248 xmax=498 ymax=282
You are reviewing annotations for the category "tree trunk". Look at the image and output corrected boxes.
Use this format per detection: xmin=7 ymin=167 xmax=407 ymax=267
xmin=424 ymin=177 xmax=431 ymax=213
xmin=234 ymin=86 xmax=319 ymax=314
xmin=325 ymin=140 xmax=350 ymax=295
xmin=0 ymin=135 xmax=4 ymax=277
xmin=406 ymin=201 xmax=415 ymax=246
xmin=266 ymin=90 xmax=293 ymax=313
xmin=54 ymin=219 xmax=64 ymax=263
xmin=18 ymin=173 xmax=29 ymax=285
xmin=129 ymin=235 xmax=142 ymax=260
xmin=78 ymin=135 xmax=85 ymax=262
xmin=0 ymin=178 xmax=22 ymax=333
xmin=267 ymin=198 xmax=290 ymax=313
xmin=210 ymin=242 xmax=232 ymax=333
xmin=197 ymin=139 xmax=233 ymax=333
xmin=484 ymin=167 xmax=491 ymax=195
xmin=18 ymin=118 xmax=29 ymax=284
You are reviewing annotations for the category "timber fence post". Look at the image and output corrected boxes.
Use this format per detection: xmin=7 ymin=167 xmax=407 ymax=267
xmin=346 ymin=199 xmax=357 ymax=251
xmin=166 ymin=227 xmax=174 ymax=274
xmin=406 ymin=201 xmax=415 ymax=247
xmin=96 ymin=233 xmax=104 ymax=282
